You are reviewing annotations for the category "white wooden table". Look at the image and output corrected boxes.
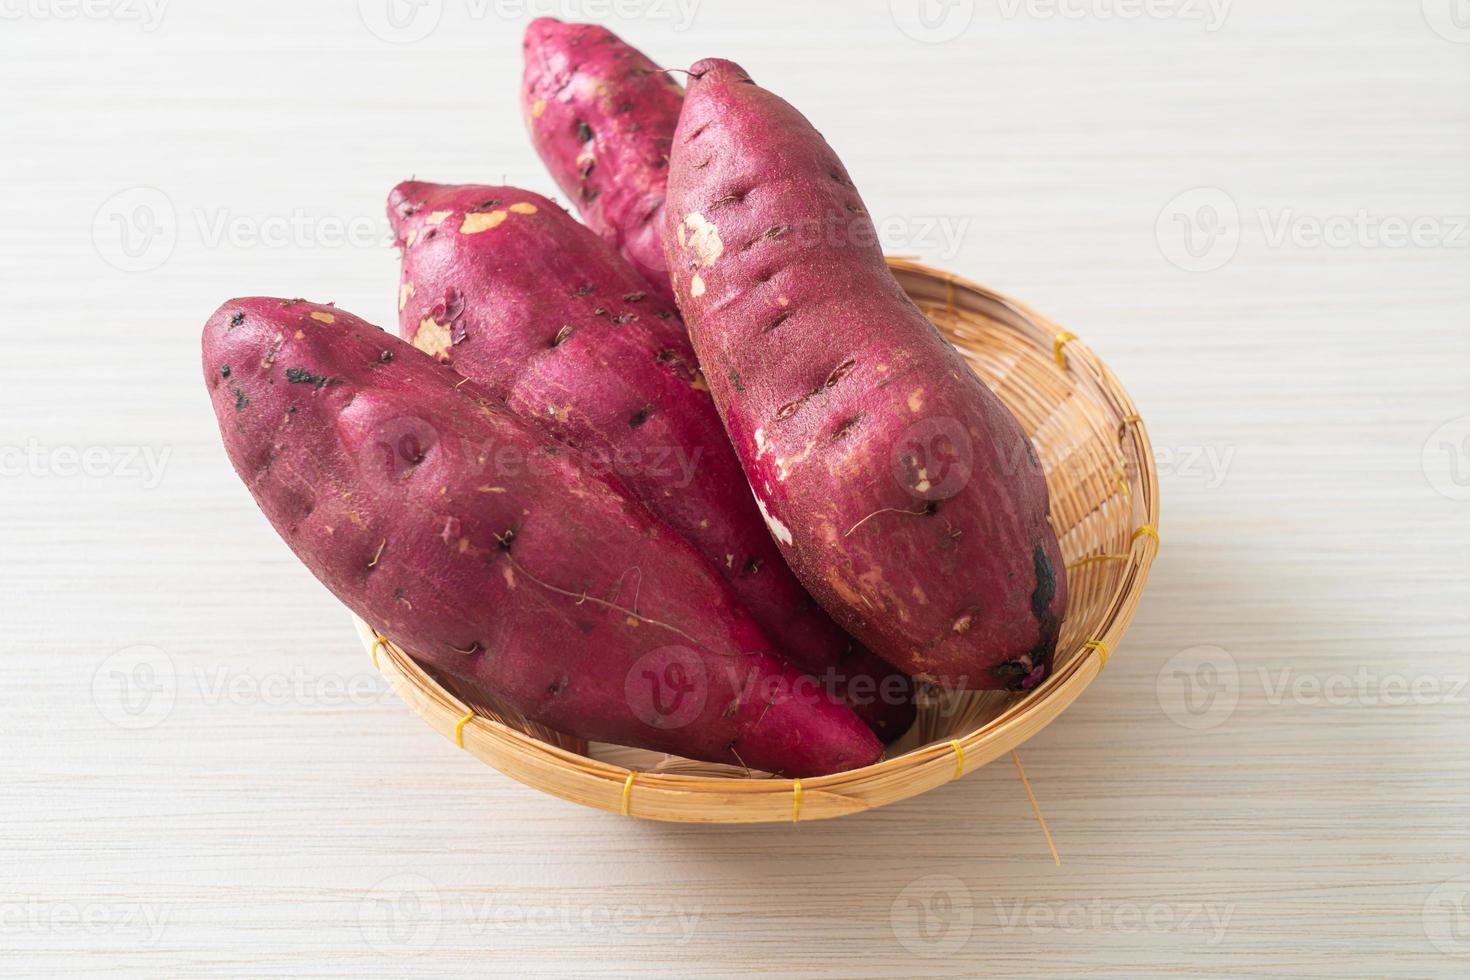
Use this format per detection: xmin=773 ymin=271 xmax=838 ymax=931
xmin=4 ymin=1 xmax=1468 ymax=975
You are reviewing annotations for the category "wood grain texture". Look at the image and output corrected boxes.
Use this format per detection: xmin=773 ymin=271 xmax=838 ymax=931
xmin=2 ymin=1 xmax=1466 ymax=976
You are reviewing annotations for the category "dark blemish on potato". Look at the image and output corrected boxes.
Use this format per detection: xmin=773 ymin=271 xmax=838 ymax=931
xmin=497 ymin=528 xmax=516 ymax=550
xmin=743 ymin=558 xmax=764 ymax=575
xmin=995 ymin=545 xmax=1061 ymax=691
xmin=763 ymin=311 xmax=791 ymax=334
xmin=711 ymin=192 xmax=744 ymax=208
xmin=741 ymin=225 xmax=791 ymax=252
xmin=628 ymin=405 xmax=654 ymax=427
xmin=727 ymin=368 xmax=745 ymax=393
xmin=592 ymin=306 xmax=607 ymax=316
xmin=552 ymin=323 xmax=575 ymax=347
xmin=773 ymin=358 xmax=858 ymax=423
xmin=581 ymin=187 xmax=601 ymax=203
xmin=473 ymin=198 xmax=502 ymax=211
xmin=654 ymin=349 xmax=675 ymax=364
xmin=575 ymin=284 xmax=593 ymax=297
xmin=1030 ymin=545 xmax=1056 ymax=624
xmin=831 ymin=413 xmax=863 ymax=440
xmin=823 ymin=357 xmax=857 ymax=389
xmin=656 ymin=310 xmax=673 ymax=319
xmin=991 ymin=661 xmax=1028 ymax=689
xmin=653 ymin=157 xmax=668 ymax=170
xmin=685 ymin=122 xmax=709 ymax=143
xmin=232 ymin=385 xmax=248 ymax=411
xmin=220 ymin=365 xmax=231 ymax=378
xmin=424 ymin=228 xmax=437 ymax=241
xmin=285 ymin=367 xmax=335 ymax=389
xmin=623 ymin=291 xmax=646 ymax=303
xmin=229 ymin=312 xmax=245 ymax=328
xmin=576 ymin=120 xmax=593 ymax=143
xmin=379 ymin=350 xmax=394 ymax=363
xmin=610 ymin=313 xmax=639 ymax=325
xmin=846 ymin=204 xmax=866 ymax=215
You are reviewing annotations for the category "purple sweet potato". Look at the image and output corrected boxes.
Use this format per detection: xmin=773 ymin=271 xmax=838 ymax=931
xmin=202 ymin=297 xmax=881 ymax=776
xmin=387 ymin=181 xmax=915 ymax=741
xmin=522 ymin=17 xmax=681 ymax=303
xmin=662 ymin=60 xmax=1068 ymax=691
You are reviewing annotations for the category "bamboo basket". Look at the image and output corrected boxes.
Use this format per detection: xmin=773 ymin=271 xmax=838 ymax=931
xmin=354 ymin=258 xmax=1159 ymax=824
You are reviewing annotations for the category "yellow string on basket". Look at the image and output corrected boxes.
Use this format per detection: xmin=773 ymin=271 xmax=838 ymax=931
xmin=1084 ymin=640 xmax=1111 ymax=668
xmin=371 ymin=634 xmax=390 ymax=670
xmin=792 ymin=779 xmax=803 ymax=823
xmin=1067 ymin=524 xmax=1158 ymax=571
xmin=951 ymin=739 xmax=966 ymax=779
xmin=454 ymin=711 xmax=474 ymax=748
xmin=621 ymin=772 xmax=636 ymax=817
xmin=1011 ymin=751 xmax=1060 ymax=866
xmin=1066 ymin=553 xmax=1129 ymax=571
xmin=1053 ymin=331 xmax=1077 ymax=367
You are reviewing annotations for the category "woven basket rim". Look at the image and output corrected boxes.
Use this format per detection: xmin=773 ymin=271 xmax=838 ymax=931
xmin=354 ymin=258 xmax=1159 ymax=823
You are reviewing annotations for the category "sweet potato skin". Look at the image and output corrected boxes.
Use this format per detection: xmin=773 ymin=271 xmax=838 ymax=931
xmin=201 ymin=297 xmax=881 ymax=776
xmin=663 ymin=60 xmax=1068 ymax=690
xmin=522 ymin=17 xmax=681 ymax=302
xmin=387 ymin=182 xmax=915 ymax=740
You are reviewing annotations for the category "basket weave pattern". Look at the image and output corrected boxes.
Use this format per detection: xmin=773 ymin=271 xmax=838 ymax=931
xmin=353 ymin=259 xmax=1159 ymax=823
